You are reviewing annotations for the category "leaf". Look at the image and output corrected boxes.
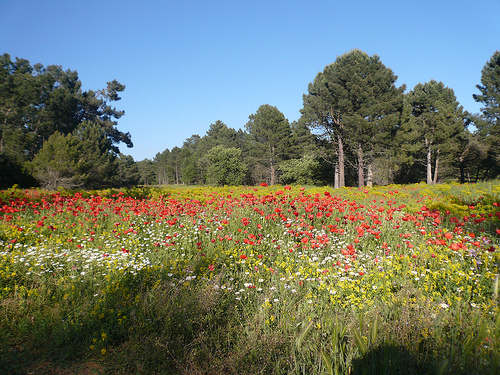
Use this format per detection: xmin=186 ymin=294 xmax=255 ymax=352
xmin=320 ymin=349 xmax=333 ymax=375
xmin=296 ymin=320 xmax=314 ymax=350
xmin=353 ymin=329 xmax=367 ymax=356
xmin=370 ymin=316 xmax=379 ymax=345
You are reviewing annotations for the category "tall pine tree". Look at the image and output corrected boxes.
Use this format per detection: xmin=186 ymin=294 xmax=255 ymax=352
xmin=245 ymin=105 xmax=292 ymax=185
xmin=301 ymin=50 xmax=404 ymax=187
xmin=399 ymin=81 xmax=467 ymax=184
xmin=473 ymin=51 xmax=500 ymax=179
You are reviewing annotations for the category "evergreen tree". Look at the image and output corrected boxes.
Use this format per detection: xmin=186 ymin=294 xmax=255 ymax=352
xmin=197 ymin=120 xmax=244 ymax=183
xmin=181 ymin=135 xmax=202 ymax=184
xmin=116 ymin=154 xmax=140 ymax=187
xmin=170 ymin=147 xmax=183 ymax=185
xmin=206 ymin=146 xmax=247 ymax=186
xmin=153 ymin=149 xmax=174 ymax=185
xmin=301 ymin=50 xmax=404 ymax=188
xmin=399 ymin=81 xmax=467 ymax=184
xmin=137 ymin=159 xmax=156 ymax=185
xmin=0 ymin=53 xmax=131 ymax=186
xmin=245 ymin=104 xmax=292 ymax=185
xmin=473 ymin=51 xmax=500 ymax=179
xmin=30 ymin=121 xmax=117 ymax=189
xmin=290 ymin=119 xmax=318 ymax=158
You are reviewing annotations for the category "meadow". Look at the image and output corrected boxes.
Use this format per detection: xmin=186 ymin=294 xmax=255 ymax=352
xmin=1 ymin=182 xmax=500 ymax=374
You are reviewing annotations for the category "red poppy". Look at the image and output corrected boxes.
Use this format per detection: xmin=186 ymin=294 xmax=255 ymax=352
xmin=240 ymin=254 xmax=247 ymax=260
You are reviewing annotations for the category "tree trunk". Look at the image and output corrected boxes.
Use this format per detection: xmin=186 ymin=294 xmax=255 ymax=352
xmin=338 ymin=134 xmax=345 ymax=188
xmin=270 ymin=161 xmax=275 ymax=185
xmin=366 ymin=145 xmax=374 ymax=187
xmin=459 ymin=146 xmax=470 ymax=184
xmin=433 ymin=148 xmax=440 ymax=184
xmin=269 ymin=145 xmax=276 ymax=185
xmin=459 ymin=156 xmax=465 ymax=184
xmin=367 ymin=164 xmax=373 ymax=187
xmin=334 ymin=162 xmax=339 ymax=189
xmin=357 ymin=141 xmax=364 ymax=188
xmin=425 ymin=137 xmax=432 ymax=184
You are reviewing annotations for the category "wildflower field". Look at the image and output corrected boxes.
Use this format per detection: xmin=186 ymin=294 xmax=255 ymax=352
xmin=1 ymin=182 xmax=500 ymax=374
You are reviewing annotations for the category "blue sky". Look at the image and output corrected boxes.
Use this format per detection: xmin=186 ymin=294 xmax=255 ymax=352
xmin=1 ymin=0 xmax=498 ymax=161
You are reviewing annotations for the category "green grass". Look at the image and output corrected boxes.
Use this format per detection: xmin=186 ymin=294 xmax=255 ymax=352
xmin=1 ymin=182 xmax=500 ymax=374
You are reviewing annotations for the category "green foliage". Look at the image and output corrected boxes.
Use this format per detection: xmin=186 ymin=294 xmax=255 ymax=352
xmin=207 ymin=146 xmax=247 ymax=186
xmin=474 ymin=51 xmax=500 ymax=126
xmin=279 ymin=155 xmax=322 ymax=185
xmin=301 ymin=49 xmax=405 ymax=188
xmin=473 ymin=51 xmax=500 ymax=179
xmin=30 ymin=122 xmax=117 ymax=189
xmin=116 ymin=154 xmax=140 ymax=187
xmin=137 ymin=158 xmax=156 ymax=185
xmin=0 ymin=53 xmax=131 ymax=188
xmin=398 ymin=80 xmax=467 ymax=184
xmin=246 ymin=104 xmax=293 ymax=185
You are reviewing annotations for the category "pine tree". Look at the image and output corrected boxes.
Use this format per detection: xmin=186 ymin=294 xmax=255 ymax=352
xmin=30 ymin=122 xmax=117 ymax=189
xmin=301 ymin=50 xmax=404 ymax=188
xmin=399 ymin=81 xmax=467 ymax=184
xmin=206 ymin=146 xmax=247 ymax=186
xmin=0 ymin=53 xmax=131 ymax=187
xmin=473 ymin=51 xmax=500 ymax=179
xmin=245 ymin=105 xmax=292 ymax=185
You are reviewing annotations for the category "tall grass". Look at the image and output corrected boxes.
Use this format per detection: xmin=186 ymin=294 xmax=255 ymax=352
xmin=1 ymin=182 xmax=499 ymax=374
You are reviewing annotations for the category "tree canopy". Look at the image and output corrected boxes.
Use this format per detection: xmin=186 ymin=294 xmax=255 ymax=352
xmin=472 ymin=51 xmax=500 ymax=179
xmin=0 ymin=53 xmax=132 ymax=189
xmin=245 ymin=104 xmax=292 ymax=185
xmin=399 ymin=80 xmax=468 ymax=184
xmin=2 ymin=49 xmax=499 ymax=189
xmin=301 ymin=49 xmax=404 ymax=187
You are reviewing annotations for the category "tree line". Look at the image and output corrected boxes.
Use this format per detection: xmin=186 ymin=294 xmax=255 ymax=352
xmin=1 ymin=49 xmax=499 ymax=189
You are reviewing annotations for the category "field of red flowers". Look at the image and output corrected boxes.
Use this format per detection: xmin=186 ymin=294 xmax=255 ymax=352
xmin=1 ymin=182 xmax=500 ymax=374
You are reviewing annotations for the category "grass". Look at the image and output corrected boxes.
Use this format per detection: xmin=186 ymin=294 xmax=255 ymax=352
xmin=1 ymin=182 xmax=500 ymax=374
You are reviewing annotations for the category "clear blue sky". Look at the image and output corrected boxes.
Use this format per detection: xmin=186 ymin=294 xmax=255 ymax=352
xmin=1 ymin=0 xmax=498 ymax=161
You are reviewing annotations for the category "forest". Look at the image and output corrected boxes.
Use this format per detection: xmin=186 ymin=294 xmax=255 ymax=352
xmin=1 ymin=49 xmax=499 ymax=190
